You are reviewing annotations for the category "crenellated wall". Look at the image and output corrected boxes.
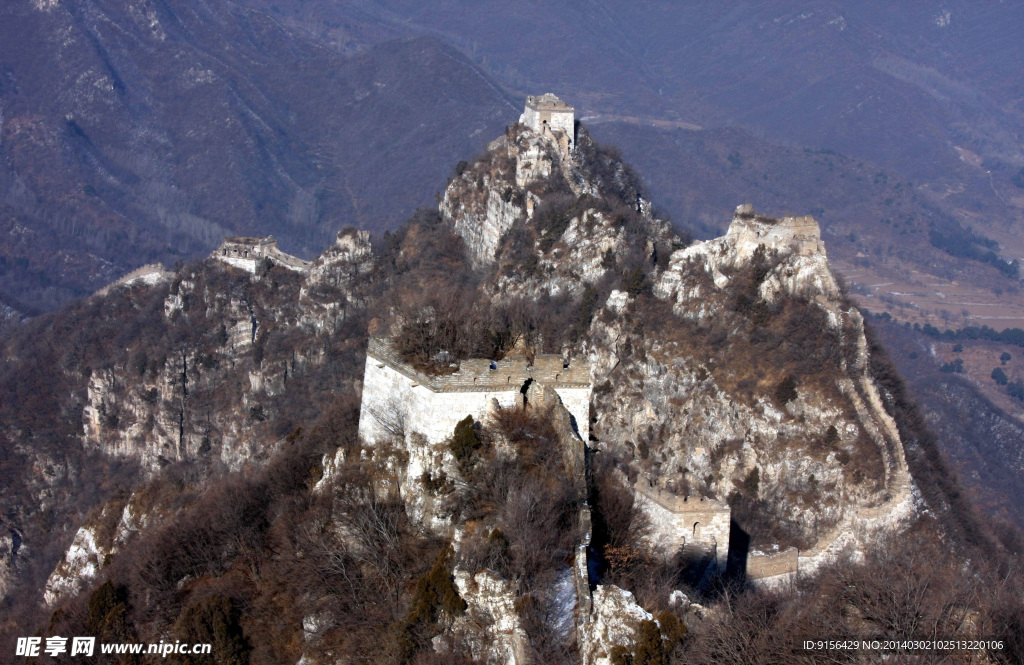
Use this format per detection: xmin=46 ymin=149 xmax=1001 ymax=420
xmin=357 ymin=339 xmax=592 ymax=446
xmin=213 ymin=236 xmax=311 ymax=274
xmin=632 ymin=475 xmax=731 ymax=569
xmin=746 ymin=548 xmax=799 ymax=588
xmin=520 ymin=93 xmax=575 ymax=137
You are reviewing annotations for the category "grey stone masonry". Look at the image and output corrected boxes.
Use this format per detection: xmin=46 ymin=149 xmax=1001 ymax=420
xmin=633 ymin=474 xmax=731 ymax=569
xmin=366 ymin=338 xmax=590 ymax=392
xmin=359 ymin=339 xmax=592 ymax=446
xmin=214 ymin=236 xmax=311 ymax=274
xmin=520 ymin=93 xmax=575 ymax=156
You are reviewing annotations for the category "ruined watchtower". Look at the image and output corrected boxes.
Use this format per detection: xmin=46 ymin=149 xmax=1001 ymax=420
xmin=520 ymin=93 xmax=575 ymax=156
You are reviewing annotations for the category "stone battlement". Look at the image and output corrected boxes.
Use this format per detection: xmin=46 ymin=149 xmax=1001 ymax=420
xmin=94 ymin=263 xmax=173 ymax=297
xmin=214 ymin=236 xmax=311 ymax=274
xmin=359 ymin=338 xmax=592 ymax=446
xmin=366 ymin=338 xmax=590 ymax=393
xmin=633 ymin=477 xmax=731 ymax=518
xmin=520 ymin=93 xmax=575 ymax=156
xmin=746 ymin=548 xmax=799 ymax=583
xmin=632 ymin=474 xmax=731 ymax=568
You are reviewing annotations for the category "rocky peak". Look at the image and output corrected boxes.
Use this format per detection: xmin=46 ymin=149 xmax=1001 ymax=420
xmin=727 ymin=204 xmax=827 ymax=261
xmin=657 ymin=204 xmax=840 ymax=314
xmin=439 ymin=123 xmax=677 ymax=309
xmin=439 ymin=124 xmax=555 ymax=268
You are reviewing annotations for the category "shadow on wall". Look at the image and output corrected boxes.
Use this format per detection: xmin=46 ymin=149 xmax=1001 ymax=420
xmin=725 ymin=519 xmax=751 ymax=583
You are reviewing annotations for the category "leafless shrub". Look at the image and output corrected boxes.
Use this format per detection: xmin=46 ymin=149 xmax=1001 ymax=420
xmin=367 ymin=394 xmax=408 ymax=439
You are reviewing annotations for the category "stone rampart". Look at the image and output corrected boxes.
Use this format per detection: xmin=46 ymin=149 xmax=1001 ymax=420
xmin=94 ymin=263 xmax=172 ymax=297
xmin=213 ymin=236 xmax=311 ymax=274
xmin=520 ymin=93 xmax=575 ymax=157
xmin=747 ymin=548 xmax=799 ymax=586
xmin=727 ymin=205 xmax=825 ymax=261
xmin=633 ymin=476 xmax=731 ymax=567
xmin=520 ymin=93 xmax=575 ymax=136
xmin=366 ymin=339 xmax=590 ymax=391
xmin=358 ymin=339 xmax=592 ymax=446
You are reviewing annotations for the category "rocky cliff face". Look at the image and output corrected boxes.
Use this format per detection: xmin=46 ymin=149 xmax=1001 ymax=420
xmin=6 ymin=114 xmax=934 ymax=665
xmin=0 ymin=527 xmax=22 ymax=602
xmin=437 ymin=123 xmax=916 ymax=563
xmin=79 ymin=230 xmax=374 ymax=470
xmin=590 ymin=205 xmax=915 ymax=559
xmin=0 ymin=227 xmax=377 ymax=616
xmin=420 ymin=121 xmax=918 ymax=661
xmin=441 ymin=123 xmax=673 ymax=304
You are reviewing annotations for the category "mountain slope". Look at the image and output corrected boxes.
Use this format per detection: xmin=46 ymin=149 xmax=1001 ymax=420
xmin=243 ymin=0 xmax=1024 ymax=194
xmin=201 ymin=0 xmax=1024 ymax=347
xmin=1 ymin=102 xmax=1020 ymax=665
xmin=0 ymin=0 xmax=514 ymax=310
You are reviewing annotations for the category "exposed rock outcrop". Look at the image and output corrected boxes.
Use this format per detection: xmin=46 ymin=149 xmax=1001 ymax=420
xmin=581 ymin=585 xmax=654 ymax=665
xmin=27 ymin=100 xmax=926 ymax=664
xmin=80 ymin=231 xmax=376 ymax=471
xmin=591 ymin=204 xmax=914 ymax=562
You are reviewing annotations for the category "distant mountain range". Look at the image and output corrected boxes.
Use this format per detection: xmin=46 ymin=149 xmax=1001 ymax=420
xmin=5 ymin=0 xmax=1024 ymax=319
xmin=0 ymin=0 xmax=515 ymax=310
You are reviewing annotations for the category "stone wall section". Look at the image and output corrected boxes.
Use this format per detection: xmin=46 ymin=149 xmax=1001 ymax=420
xmin=727 ymin=205 xmax=826 ymax=261
xmin=94 ymin=263 xmax=172 ymax=297
xmin=746 ymin=548 xmax=799 ymax=587
xmin=213 ymin=236 xmax=311 ymax=274
xmin=519 ymin=93 xmax=575 ymax=157
xmin=632 ymin=476 xmax=731 ymax=568
xmin=520 ymin=93 xmax=575 ymax=137
xmin=357 ymin=339 xmax=592 ymax=446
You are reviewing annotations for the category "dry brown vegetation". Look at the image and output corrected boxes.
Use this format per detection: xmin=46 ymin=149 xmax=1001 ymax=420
xmin=624 ymin=261 xmax=884 ymax=549
xmin=450 ymin=407 xmax=585 ymax=661
xmin=31 ymin=395 xmax=464 ymax=665
xmin=3 ymin=122 xmax=1024 ymax=665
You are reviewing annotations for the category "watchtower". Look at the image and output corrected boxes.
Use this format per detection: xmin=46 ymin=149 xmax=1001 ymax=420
xmin=213 ymin=235 xmax=311 ymax=274
xmin=632 ymin=474 xmax=731 ymax=571
xmin=520 ymin=93 xmax=575 ymax=156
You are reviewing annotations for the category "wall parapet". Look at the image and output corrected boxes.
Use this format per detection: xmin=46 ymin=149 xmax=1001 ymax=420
xmin=213 ymin=236 xmax=311 ymax=274
xmin=632 ymin=474 xmax=731 ymax=570
xmin=746 ymin=548 xmax=799 ymax=581
xmin=94 ymin=263 xmax=173 ymax=297
xmin=366 ymin=338 xmax=590 ymax=394
xmin=633 ymin=476 xmax=730 ymax=518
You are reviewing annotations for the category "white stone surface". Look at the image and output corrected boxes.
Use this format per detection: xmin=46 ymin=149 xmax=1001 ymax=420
xmin=443 ymin=184 xmax=524 ymax=268
xmin=519 ymin=93 xmax=575 ymax=137
xmin=219 ymin=255 xmax=258 ymax=274
xmin=44 ymin=526 xmax=103 ymax=605
xmin=357 ymin=356 xmax=591 ymax=447
xmin=634 ymin=487 xmax=731 ymax=567
xmin=358 ymin=359 xmax=520 ymax=446
xmin=582 ymin=585 xmax=653 ymax=665
xmin=452 ymin=569 xmax=529 ymax=664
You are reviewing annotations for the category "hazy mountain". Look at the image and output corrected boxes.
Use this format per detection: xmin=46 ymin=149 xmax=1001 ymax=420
xmin=285 ymin=0 xmax=1024 ymax=184
xmin=228 ymin=0 xmax=1024 ymax=327
xmin=0 ymin=0 xmax=514 ymax=311
xmin=6 ymin=0 xmax=1024 ymax=320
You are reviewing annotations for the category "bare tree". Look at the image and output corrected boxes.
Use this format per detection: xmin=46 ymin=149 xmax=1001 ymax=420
xmin=367 ymin=394 xmax=408 ymax=440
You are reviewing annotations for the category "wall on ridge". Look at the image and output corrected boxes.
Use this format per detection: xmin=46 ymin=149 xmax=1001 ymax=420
xmin=357 ymin=348 xmax=592 ymax=446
